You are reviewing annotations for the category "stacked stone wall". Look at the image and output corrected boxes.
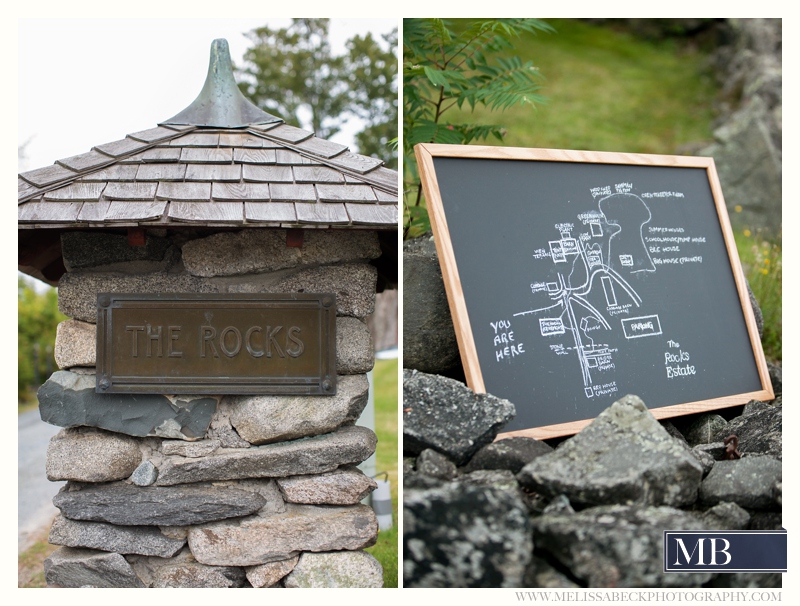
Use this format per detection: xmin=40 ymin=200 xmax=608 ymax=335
xmin=41 ymin=228 xmax=385 ymax=588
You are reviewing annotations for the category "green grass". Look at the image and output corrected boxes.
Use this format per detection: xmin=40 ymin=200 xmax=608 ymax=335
xmin=444 ymin=18 xmax=718 ymax=154
xmin=18 ymin=524 xmax=57 ymax=587
xmin=734 ymin=230 xmax=782 ymax=364
xmin=365 ymin=357 xmax=399 ymax=588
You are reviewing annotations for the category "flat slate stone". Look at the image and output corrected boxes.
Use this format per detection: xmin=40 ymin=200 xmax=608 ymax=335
xmin=517 ymin=395 xmax=703 ymax=507
xmin=46 ymin=427 xmax=141 ymax=482
xmin=532 ymin=504 xmax=711 ymax=587
xmin=226 ymin=374 xmax=369 ymax=444
xmin=699 ymin=455 xmax=782 ymax=510
xmin=188 ymin=503 xmax=378 ymax=566
xmin=404 ymin=483 xmax=531 ymax=588
xmin=276 ymin=467 xmax=377 ymax=505
xmin=49 ymin=514 xmax=185 ymax=557
xmin=155 ymin=425 xmax=377 ymax=485
xmin=38 ymin=370 xmax=217 ymax=441
xmin=53 ymin=483 xmax=267 ymax=526
xmin=283 ymin=551 xmax=383 ymax=588
xmin=44 ymin=546 xmax=145 ymax=588
xmin=181 ymin=229 xmax=380 ymax=277
xmin=403 ymin=369 xmax=516 ymax=465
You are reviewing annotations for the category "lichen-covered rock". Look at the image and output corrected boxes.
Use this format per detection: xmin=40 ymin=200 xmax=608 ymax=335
xmin=701 ymin=502 xmax=751 ymax=530
xmin=226 ymin=374 xmax=369 ymax=444
xmin=403 ymin=369 xmax=515 ymax=465
xmin=517 ymin=395 xmax=703 ymax=507
xmin=533 ymin=504 xmax=712 ymax=587
xmin=462 ymin=436 xmax=553 ymax=474
xmin=699 ymin=455 xmax=782 ymax=509
xmin=415 ymin=449 xmax=457 ymax=481
xmin=404 ymin=484 xmax=531 ymax=587
xmin=38 ymin=370 xmax=218 ymax=441
xmin=714 ymin=402 xmax=782 ymax=459
xmin=683 ymin=413 xmax=728 ymax=446
xmin=283 ymin=551 xmax=383 ymax=588
xmin=46 ymin=427 xmax=141 ymax=482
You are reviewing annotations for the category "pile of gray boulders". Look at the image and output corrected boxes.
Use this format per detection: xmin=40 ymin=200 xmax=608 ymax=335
xmin=403 ymin=234 xmax=782 ymax=589
xmin=403 ymin=370 xmax=782 ymax=588
xmin=41 ymin=229 xmax=384 ymax=588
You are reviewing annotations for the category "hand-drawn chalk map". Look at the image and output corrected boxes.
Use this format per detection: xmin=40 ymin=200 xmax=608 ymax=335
xmin=431 ymin=157 xmax=762 ymax=432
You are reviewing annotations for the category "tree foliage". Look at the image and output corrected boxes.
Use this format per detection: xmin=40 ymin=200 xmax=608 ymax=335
xmin=18 ymin=278 xmax=65 ymax=402
xmin=237 ymin=19 xmax=398 ymax=168
xmin=403 ymin=18 xmax=554 ymax=238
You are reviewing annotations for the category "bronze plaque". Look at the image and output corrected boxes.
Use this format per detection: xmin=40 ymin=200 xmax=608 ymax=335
xmin=96 ymin=293 xmax=336 ymax=395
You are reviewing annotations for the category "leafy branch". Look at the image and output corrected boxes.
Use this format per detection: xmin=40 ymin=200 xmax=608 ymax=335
xmin=403 ymin=18 xmax=553 ymax=238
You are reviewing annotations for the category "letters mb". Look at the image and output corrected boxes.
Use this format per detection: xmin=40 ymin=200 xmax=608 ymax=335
xmin=664 ymin=530 xmax=787 ymax=573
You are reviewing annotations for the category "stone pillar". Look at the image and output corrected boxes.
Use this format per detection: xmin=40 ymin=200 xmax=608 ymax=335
xmin=41 ymin=229 xmax=384 ymax=588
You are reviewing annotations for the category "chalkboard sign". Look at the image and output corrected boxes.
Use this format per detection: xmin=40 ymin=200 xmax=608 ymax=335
xmin=415 ymin=144 xmax=773 ymax=439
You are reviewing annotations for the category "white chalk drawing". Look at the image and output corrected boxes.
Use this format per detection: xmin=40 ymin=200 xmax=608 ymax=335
xmin=510 ymin=183 xmax=703 ymax=397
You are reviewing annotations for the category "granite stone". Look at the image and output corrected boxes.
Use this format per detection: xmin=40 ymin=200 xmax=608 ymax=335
xmin=276 ymin=467 xmax=377 ymax=505
xmin=155 ymin=425 xmax=377 ymax=485
xmin=283 ymin=551 xmax=383 ymax=588
xmin=226 ymin=374 xmax=369 ymax=444
xmin=46 ymin=427 xmax=142 ymax=482
xmin=181 ymin=229 xmax=380 ymax=277
xmin=54 ymin=319 xmax=96 ymax=368
xmin=188 ymin=503 xmax=378 ymax=566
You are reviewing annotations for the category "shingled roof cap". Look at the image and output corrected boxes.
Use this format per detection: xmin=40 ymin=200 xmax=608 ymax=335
xmin=162 ymin=38 xmax=281 ymax=128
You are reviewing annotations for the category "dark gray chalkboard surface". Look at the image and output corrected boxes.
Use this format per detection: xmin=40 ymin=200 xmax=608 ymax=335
xmin=416 ymin=144 xmax=773 ymax=438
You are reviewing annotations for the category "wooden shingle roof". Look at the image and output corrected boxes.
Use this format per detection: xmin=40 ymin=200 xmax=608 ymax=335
xmin=18 ymin=39 xmax=397 ymax=231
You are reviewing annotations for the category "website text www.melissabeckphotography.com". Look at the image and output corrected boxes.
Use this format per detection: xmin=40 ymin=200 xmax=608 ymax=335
xmin=515 ymin=591 xmax=782 ymax=602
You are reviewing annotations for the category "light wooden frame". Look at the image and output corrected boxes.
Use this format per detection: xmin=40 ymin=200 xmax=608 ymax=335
xmin=415 ymin=143 xmax=774 ymax=439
